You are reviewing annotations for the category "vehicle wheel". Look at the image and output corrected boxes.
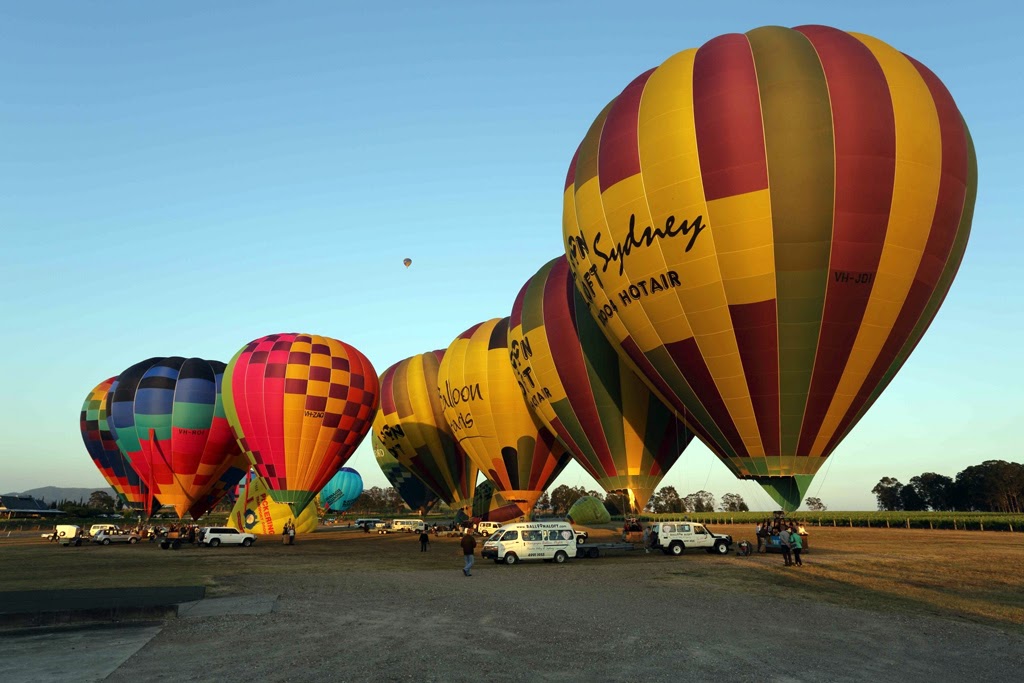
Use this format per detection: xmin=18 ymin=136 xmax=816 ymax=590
xmin=588 ymin=548 xmax=600 ymax=559
xmin=172 ymin=540 xmax=181 ymax=550
xmin=58 ymin=531 xmax=66 ymax=538
xmin=102 ymin=539 xmax=111 ymax=545
xmin=504 ymin=553 xmax=518 ymax=566
xmin=129 ymin=538 xmax=138 ymax=544
xmin=242 ymin=538 xmax=253 ymax=547
xmin=670 ymin=541 xmax=684 ymax=556
xmin=209 ymin=539 xmax=221 ymax=547
xmin=160 ymin=541 xmax=170 ymax=550
xmin=553 ymin=550 xmax=568 ymax=564
xmin=714 ymin=541 xmax=729 ymax=555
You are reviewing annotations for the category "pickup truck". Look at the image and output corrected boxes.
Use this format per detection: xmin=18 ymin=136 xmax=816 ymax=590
xmin=650 ymin=522 xmax=733 ymax=556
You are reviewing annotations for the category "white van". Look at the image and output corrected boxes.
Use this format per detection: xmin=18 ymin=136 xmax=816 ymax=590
xmin=476 ymin=521 xmax=502 ymax=536
xmin=481 ymin=521 xmax=577 ymax=565
xmin=391 ymin=519 xmax=426 ymax=533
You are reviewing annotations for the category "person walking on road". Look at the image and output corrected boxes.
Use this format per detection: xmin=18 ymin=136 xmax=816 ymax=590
xmin=790 ymin=525 xmax=803 ymax=566
xmin=419 ymin=529 xmax=430 ymax=552
xmin=460 ymin=528 xmax=477 ymax=576
xmin=779 ymin=526 xmax=793 ymax=566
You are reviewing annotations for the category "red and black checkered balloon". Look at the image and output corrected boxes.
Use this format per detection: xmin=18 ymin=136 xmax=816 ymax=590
xmin=223 ymin=333 xmax=380 ymax=515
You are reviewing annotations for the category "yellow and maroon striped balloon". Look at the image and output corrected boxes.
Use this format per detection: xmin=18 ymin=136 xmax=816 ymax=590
xmin=563 ymin=25 xmax=977 ymax=510
xmin=437 ymin=318 xmax=572 ymax=519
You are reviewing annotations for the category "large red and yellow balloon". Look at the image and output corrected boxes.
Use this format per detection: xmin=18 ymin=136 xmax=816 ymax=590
xmin=224 ymin=333 xmax=380 ymax=515
xmin=437 ymin=319 xmax=571 ymax=518
xmin=373 ymin=351 xmax=479 ymax=512
xmin=563 ymin=25 xmax=976 ymax=510
xmin=509 ymin=256 xmax=693 ymax=512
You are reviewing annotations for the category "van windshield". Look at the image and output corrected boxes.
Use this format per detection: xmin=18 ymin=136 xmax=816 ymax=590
xmin=487 ymin=531 xmax=502 ymax=542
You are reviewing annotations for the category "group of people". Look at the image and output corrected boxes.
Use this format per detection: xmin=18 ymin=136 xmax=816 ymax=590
xmin=281 ymin=520 xmax=297 ymax=545
xmin=755 ymin=520 xmax=807 ymax=566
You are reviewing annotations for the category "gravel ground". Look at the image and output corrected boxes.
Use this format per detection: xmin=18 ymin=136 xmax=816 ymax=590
xmin=105 ymin=533 xmax=1024 ymax=683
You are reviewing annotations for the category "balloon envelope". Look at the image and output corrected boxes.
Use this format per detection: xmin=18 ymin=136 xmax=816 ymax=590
xmin=403 ymin=258 xmax=412 ymax=268
xmin=373 ymin=435 xmax=438 ymax=514
xmin=436 ymin=318 xmax=571 ymax=518
xmin=373 ymin=351 xmax=479 ymax=511
xmin=567 ymin=496 xmax=612 ymax=526
xmin=186 ymin=451 xmax=249 ymax=520
xmin=320 ymin=467 xmax=363 ymax=512
xmin=229 ymin=476 xmax=318 ymax=535
xmin=510 ymin=256 xmax=693 ymax=512
xmin=563 ymin=25 xmax=976 ymax=510
xmin=109 ymin=357 xmax=243 ymax=518
xmin=81 ymin=377 xmax=146 ymax=507
xmin=223 ymin=333 xmax=380 ymax=516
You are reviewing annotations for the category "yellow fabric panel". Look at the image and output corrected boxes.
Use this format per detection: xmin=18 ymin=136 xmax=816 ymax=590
xmin=810 ymin=34 xmax=943 ymax=455
xmin=404 ymin=356 xmax=452 ymax=492
xmin=618 ymin=363 xmax=646 ymax=475
xmin=597 ymin=175 xmax=666 ymax=355
xmin=567 ymin=177 xmax=632 ymax=348
xmin=635 ymin=47 xmax=764 ymax=457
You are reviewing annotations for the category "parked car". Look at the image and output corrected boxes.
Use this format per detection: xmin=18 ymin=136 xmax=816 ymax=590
xmin=199 ymin=527 xmax=256 ymax=547
xmin=88 ymin=523 xmax=119 ymax=537
xmin=649 ymin=522 xmax=733 ymax=556
xmin=92 ymin=530 xmax=141 ymax=545
xmin=353 ymin=518 xmax=382 ymax=530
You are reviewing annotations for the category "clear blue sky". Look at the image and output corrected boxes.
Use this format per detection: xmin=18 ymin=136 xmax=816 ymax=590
xmin=2 ymin=2 xmax=1020 ymax=510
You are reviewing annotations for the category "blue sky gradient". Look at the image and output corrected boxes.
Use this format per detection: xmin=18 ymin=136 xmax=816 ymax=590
xmin=2 ymin=2 xmax=1020 ymax=509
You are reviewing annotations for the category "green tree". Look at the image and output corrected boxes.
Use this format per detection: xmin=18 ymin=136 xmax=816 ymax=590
xmin=88 ymin=490 xmax=116 ymax=510
xmin=719 ymin=493 xmax=748 ymax=512
xmin=871 ymin=477 xmax=903 ymax=511
xmin=684 ymin=490 xmax=715 ymax=513
xmin=549 ymin=485 xmax=586 ymax=515
xmin=899 ymin=484 xmax=927 ymax=511
xmin=909 ymin=473 xmax=954 ymax=511
xmin=535 ymin=491 xmax=551 ymax=514
xmin=649 ymin=486 xmax=683 ymax=513
xmin=803 ymin=497 xmax=827 ymax=512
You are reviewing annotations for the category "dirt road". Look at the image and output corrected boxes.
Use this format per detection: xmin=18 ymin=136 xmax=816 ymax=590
xmin=81 ymin=527 xmax=1022 ymax=682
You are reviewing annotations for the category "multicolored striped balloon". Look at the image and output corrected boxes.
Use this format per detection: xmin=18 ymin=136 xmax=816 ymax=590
xmin=563 ymin=25 xmax=976 ymax=510
xmin=373 ymin=351 xmax=479 ymax=512
xmin=109 ymin=357 xmax=244 ymax=519
xmin=80 ymin=377 xmax=146 ymax=507
xmin=510 ymin=256 xmax=693 ymax=512
xmin=373 ymin=435 xmax=439 ymax=514
xmin=437 ymin=318 xmax=571 ymax=519
xmin=223 ymin=333 xmax=380 ymax=516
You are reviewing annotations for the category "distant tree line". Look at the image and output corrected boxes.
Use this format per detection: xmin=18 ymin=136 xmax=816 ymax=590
xmin=872 ymin=460 xmax=1024 ymax=513
xmin=531 ymin=484 xmax=750 ymax=516
xmin=345 ymin=486 xmax=407 ymax=514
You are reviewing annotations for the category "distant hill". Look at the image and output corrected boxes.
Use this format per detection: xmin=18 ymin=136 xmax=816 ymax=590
xmin=2 ymin=486 xmax=116 ymax=504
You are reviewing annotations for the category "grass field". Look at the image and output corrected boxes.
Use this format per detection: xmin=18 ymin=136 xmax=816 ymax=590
xmin=2 ymin=524 xmax=1022 ymax=632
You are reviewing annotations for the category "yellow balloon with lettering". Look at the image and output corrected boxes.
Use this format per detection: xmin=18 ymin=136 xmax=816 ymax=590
xmin=437 ymin=318 xmax=571 ymax=519
xmin=228 ymin=476 xmax=318 ymax=536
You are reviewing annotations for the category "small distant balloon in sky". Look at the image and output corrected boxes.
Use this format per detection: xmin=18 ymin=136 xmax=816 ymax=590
xmin=403 ymin=258 xmax=412 ymax=268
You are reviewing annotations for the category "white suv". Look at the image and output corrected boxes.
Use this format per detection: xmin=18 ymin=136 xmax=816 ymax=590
xmin=650 ymin=522 xmax=733 ymax=556
xmin=200 ymin=527 xmax=256 ymax=547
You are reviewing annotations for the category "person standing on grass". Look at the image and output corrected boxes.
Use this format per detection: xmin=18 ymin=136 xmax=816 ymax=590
xmin=779 ymin=525 xmax=793 ymax=567
xmin=419 ymin=529 xmax=430 ymax=552
xmin=755 ymin=522 xmax=764 ymax=553
xmin=790 ymin=525 xmax=804 ymax=566
xmin=460 ymin=528 xmax=477 ymax=576
xmin=642 ymin=526 xmax=651 ymax=554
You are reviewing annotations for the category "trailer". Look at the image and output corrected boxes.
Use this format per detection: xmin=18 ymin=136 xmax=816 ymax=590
xmin=574 ymin=542 xmax=644 ymax=559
